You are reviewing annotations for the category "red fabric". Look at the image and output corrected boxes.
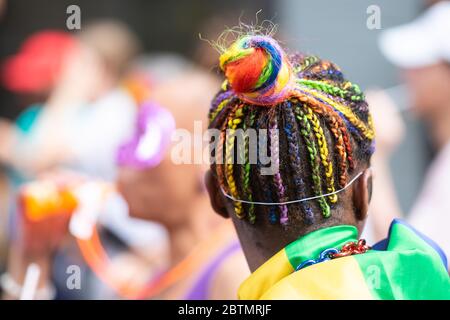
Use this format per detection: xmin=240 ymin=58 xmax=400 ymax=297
xmin=2 ymin=31 xmax=76 ymax=94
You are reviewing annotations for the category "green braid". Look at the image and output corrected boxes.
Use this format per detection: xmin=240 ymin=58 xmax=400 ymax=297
xmin=241 ymin=107 xmax=256 ymax=223
xmin=294 ymin=105 xmax=331 ymax=218
xmin=297 ymin=79 xmax=364 ymax=101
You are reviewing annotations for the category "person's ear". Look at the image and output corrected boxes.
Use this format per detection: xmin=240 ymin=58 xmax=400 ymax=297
xmin=352 ymin=168 xmax=373 ymax=222
xmin=205 ymin=170 xmax=229 ymax=218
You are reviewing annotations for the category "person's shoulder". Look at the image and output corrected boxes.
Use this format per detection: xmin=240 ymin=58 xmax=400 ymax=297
xmin=208 ymin=247 xmax=250 ymax=300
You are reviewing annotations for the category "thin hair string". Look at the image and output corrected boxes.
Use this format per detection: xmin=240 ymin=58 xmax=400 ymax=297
xmin=220 ymin=169 xmax=368 ymax=206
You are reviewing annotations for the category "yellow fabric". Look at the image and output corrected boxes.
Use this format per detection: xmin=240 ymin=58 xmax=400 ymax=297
xmin=262 ymin=256 xmax=373 ymax=299
xmin=238 ymin=250 xmax=294 ymax=299
xmin=239 ymin=256 xmax=373 ymax=300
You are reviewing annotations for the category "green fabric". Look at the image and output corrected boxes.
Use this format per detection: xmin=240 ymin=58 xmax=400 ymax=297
xmin=283 ymin=221 xmax=450 ymax=299
xmin=354 ymin=222 xmax=450 ymax=299
xmin=285 ymin=225 xmax=358 ymax=270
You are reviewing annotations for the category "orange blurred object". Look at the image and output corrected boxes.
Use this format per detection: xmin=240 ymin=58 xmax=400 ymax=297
xmin=20 ymin=181 xmax=78 ymax=222
xmin=77 ymin=221 xmax=235 ymax=299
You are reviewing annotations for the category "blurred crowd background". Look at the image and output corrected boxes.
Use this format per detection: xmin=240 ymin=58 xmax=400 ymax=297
xmin=0 ymin=0 xmax=448 ymax=299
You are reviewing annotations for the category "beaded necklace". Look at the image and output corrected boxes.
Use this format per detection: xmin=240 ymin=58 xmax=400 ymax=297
xmin=295 ymin=239 xmax=371 ymax=271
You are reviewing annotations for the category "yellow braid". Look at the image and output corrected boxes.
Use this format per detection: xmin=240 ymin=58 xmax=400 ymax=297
xmin=209 ymin=98 xmax=230 ymax=124
xmin=305 ymin=106 xmax=337 ymax=203
xmin=225 ymin=105 xmax=244 ymax=218
xmin=368 ymin=113 xmax=375 ymax=134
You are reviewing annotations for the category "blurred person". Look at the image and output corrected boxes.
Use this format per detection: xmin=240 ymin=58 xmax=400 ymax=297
xmin=0 ymin=31 xmax=75 ymax=103
xmin=117 ymin=62 xmax=250 ymax=300
xmin=362 ymin=89 xmax=406 ymax=242
xmin=2 ymin=55 xmax=249 ymax=300
xmin=0 ymin=30 xmax=77 ymax=168
xmin=205 ymin=34 xmax=449 ymax=299
xmin=0 ymin=31 xmax=77 ymax=163
xmin=0 ymin=21 xmax=170 ymax=299
xmin=0 ymin=27 xmax=138 ymax=267
xmin=0 ymin=30 xmax=76 ymax=280
xmin=370 ymin=1 xmax=450 ymax=262
xmin=1 ymin=20 xmax=140 ymax=180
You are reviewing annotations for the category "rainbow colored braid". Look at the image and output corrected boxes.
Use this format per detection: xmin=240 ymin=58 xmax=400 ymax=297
xmin=210 ymin=97 xmax=231 ymax=124
xmin=208 ymin=34 xmax=374 ymax=225
xmin=294 ymin=105 xmax=331 ymax=218
xmin=256 ymin=111 xmax=279 ymax=225
xmin=215 ymin=120 xmax=228 ymax=193
xmin=210 ymin=91 xmax=233 ymax=115
xmin=269 ymin=114 xmax=289 ymax=225
xmin=225 ymin=104 xmax=245 ymax=218
xmin=297 ymin=79 xmax=364 ymax=102
xmin=242 ymin=106 xmax=256 ymax=223
xmin=284 ymin=101 xmax=314 ymax=224
xmin=300 ymin=87 xmax=374 ymax=140
xmin=304 ymin=105 xmax=337 ymax=203
xmin=294 ymin=93 xmax=352 ymax=186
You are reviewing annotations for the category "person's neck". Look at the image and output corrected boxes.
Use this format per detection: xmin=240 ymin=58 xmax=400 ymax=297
xmin=429 ymin=107 xmax=450 ymax=150
xmin=166 ymin=195 xmax=222 ymax=265
xmin=243 ymin=220 xmax=356 ymax=272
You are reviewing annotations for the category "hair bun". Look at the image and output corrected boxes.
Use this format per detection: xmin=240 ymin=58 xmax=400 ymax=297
xmin=219 ymin=35 xmax=293 ymax=106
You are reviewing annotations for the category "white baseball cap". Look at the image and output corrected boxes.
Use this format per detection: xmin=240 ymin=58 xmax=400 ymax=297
xmin=379 ymin=2 xmax=450 ymax=68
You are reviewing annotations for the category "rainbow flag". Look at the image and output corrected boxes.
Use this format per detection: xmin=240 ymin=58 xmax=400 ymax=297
xmin=239 ymin=219 xmax=450 ymax=299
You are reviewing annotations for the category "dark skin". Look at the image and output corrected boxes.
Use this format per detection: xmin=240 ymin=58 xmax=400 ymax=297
xmin=205 ymin=164 xmax=372 ymax=272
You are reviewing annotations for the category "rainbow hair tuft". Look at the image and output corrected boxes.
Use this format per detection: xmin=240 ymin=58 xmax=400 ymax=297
xmin=219 ymin=35 xmax=292 ymax=106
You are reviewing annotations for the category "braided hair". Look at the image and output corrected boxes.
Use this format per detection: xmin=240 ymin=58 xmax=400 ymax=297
xmin=208 ymin=35 xmax=375 ymax=226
